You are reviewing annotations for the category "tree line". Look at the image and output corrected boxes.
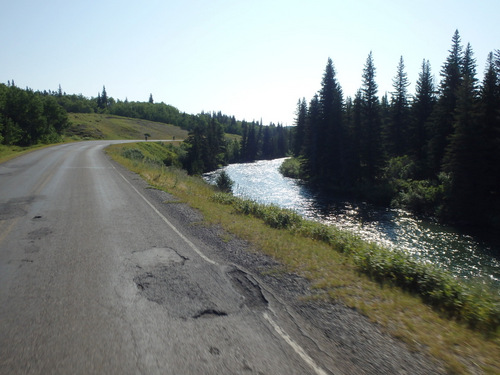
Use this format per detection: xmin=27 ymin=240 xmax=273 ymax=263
xmin=182 ymin=113 xmax=290 ymax=174
xmin=0 ymin=82 xmax=69 ymax=146
xmin=291 ymin=30 xmax=500 ymax=228
xmin=1 ymin=82 xmax=291 ymax=173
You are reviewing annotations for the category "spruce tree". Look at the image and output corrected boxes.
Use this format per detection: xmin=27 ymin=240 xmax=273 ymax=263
xmin=303 ymin=94 xmax=321 ymax=179
xmin=442 ymin=42 xmax=479 ymax=219
xmin=360 ymin=52 xmax=383 ymax=182
xmin=344 ymin=90 xmax=363 ymax=185
xmin=386 ymin=56 xmax=410 ymax=157
xmin=293 ymin=98 xmax=307 ymax=156
xmin=318 ymin=58 xmax=344 ymax=184
xmin=476 ymin=52 xmax=500 ymax=222
xmin=427 ymin=30 xmax=463 ymax=175
xmin=411 ymin=59 xmax=436 ymax=176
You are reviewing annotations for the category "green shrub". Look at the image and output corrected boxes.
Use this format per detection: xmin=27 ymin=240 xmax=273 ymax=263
xmin=215 ymin=170 xmax=234 ymax=193
xmin=122 ymin=148 xmax=144 ymax=160
xmin=279 ymin=157 xmax=304 ymax=179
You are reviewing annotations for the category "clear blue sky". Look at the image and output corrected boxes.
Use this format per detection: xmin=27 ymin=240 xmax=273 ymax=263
xmin=1 ymin=0 xmax=499 ymax=125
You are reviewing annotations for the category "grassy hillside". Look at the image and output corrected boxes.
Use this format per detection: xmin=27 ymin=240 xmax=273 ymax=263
xmin=66 ymin=113 xmax=188 ymax=141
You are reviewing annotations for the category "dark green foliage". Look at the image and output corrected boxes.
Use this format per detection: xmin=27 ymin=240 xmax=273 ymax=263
xmin=410 ymin=60 xmax=436 ymax=177
xmin=292 ymin=98 xmax=307 ymax=156
xmin=215 ymin=170 xmax=234 ymax=193
xmin=240 ymin=120 xmax=290 ymax=162
xmin=290 ymin=30 xmax=500 ymax=229
xmin=384 ymin=56 xmax=410 ymax=157
xmin=278 ymin=157 xmax=304 ymax=179
xmin=427 ymin=30 xmax=464 ymax=176
xmin=182 ymin=115 xmax=226 ymax=174
xmin=360 ymin=52 xmax=383 ymax=182
xmin=0 ymin=84 xmax=69 ymax=146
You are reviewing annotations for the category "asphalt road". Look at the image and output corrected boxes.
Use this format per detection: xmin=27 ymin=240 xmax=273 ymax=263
xmin=0 ymin=141 xmax=338 ymax=375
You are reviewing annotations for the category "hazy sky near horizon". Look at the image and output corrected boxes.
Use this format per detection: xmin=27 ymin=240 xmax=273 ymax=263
xmin=1 ymin=0 xmax=499 ymax=125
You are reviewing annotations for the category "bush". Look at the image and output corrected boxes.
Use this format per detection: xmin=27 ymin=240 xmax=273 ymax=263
xmin=122 ymin=148 xmax=144 ymax=160
xmin=391 ymin=179 xmax=444 ymax=216
xmin=215 ymin=170 xmax=234 ymax=193
xmin=279 ymin=157 xmax=304 ymax=179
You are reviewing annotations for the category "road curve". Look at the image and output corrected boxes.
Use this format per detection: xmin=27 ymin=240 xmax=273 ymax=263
xmin=0 ymin=141 xmax=335 ymax=375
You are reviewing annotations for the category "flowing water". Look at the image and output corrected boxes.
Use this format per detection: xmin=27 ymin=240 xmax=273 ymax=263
xmin=205 ymin=158 xmax=500 ymax=286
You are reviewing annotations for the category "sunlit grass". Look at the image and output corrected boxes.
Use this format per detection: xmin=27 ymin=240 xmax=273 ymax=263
xmin=67 ymin=113 xmax=188 ymax=140
xmin=107 ymin=142 xmax=500 ymax=374
xmin=0 ymin=143 xmax=68 ymax=164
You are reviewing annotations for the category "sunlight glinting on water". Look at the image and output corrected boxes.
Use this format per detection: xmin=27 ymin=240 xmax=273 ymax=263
xmin=204 ymin=158 xmax=500 ymax=285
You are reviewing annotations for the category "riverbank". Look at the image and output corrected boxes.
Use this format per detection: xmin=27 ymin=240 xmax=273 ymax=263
xmin=107 ymin=141 xmax=500 ymax=374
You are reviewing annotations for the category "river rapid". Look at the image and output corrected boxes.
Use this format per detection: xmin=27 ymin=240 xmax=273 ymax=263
xmin=205 ymin=158 xmax=500 ymax=286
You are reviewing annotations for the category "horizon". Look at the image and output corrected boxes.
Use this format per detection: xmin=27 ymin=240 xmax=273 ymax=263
xmin=2 ymin=0 xmax=499 ymax=125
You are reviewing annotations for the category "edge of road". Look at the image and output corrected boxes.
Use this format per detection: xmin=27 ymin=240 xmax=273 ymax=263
xmin=104 ymin=148 xmax=445 ymax=375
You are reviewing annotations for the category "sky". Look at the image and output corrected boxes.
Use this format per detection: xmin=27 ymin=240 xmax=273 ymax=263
xmin=1 ymin=0 xmax=499 ymax=125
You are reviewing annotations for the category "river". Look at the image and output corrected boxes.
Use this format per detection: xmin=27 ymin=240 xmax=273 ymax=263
xmin=205 ymin=158 xmax=500 ymax=286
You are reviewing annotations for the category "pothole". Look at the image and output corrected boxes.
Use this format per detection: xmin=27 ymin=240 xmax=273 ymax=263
xmin=133 ymin=262 xmax=225 ymax=319
xmin=193 ymin=309 xmax=228 ymax=319
xmin=227 ymin=269 xmax=268 ymax=310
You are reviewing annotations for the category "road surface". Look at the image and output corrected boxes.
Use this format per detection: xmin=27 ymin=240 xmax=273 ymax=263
xmin=0 ymin=141 xmax=441 ymax=374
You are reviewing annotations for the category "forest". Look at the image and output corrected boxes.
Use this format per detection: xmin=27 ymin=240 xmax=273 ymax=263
xmin=0 ymin=81 xmax=291 ymax=174
xmin=290 ymin=30 xmax=500 ymax=229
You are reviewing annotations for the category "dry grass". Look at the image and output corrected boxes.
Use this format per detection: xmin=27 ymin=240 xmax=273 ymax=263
xmin=67 ymin=113 xmax=188 ymax=140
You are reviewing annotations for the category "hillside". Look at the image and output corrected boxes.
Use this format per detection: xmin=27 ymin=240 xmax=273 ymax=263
xmin=66 ymin=113 xmax=188 ymax=141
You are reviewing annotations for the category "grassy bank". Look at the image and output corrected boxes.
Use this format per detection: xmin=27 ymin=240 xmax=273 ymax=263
xmin=66 ymin=113 xmax=188 ymax=141
xmin=107 ymin=142 xmax=500 ymax=374
xmin=0 ymin=143 xmax=62 ymax=164
xmin=0 ymin=113 xmax=188 ymax=164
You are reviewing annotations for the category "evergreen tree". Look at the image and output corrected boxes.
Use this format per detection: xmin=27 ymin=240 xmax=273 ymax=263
xmin=442 ymin=42 xmax=479 ymax=219
xmin=360 ymin=52 xmax=383 ymax=182
xmin=292 ymin=98 xmax=307 ymax=156
xmin=386 ymin=56 xmax=410 ymax=157
xmin=410 ymin=59 xmax=436 ymax=176
xmin=318 ymin=58 xmax=344 ymax=184
xmin=344 ymin=91 xmax=363 ymax=185
xmin=475 ymin=52 xmax=500 ymax=222
xmin=98 ymin=86 xmax=108 ymax=110
xmin=149 ymin=93 xmax=154 ymax=104
xmin=427 ymin=30 xmax=463 ymax=175
xmin=303 ymin=94 xmax=321 ymax=179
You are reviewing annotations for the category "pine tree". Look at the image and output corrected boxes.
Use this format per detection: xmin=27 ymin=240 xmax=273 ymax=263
xmin=149 ymin=93 xmax=154 ymax=104
xmin=386 ymin=56 xmax=410 ymax=157
xmin=344 ymin=91 xmax=363 ymax=185
xmin=292 ymin=98 xmax=307 ymax=156
xmin=318 ymin=58 xmax=344 ymax=184
xmin=442 ymin=42 xmax=479 ymax=219
xmin=360 ymin=52 xmax=383 ymax=182
xmin=411 ymin=59 xmax=436 ymax=176
xmin=427 ymin=30 xmax=463 ymax=175
xmin=303 ymin=94 xmax=321 ymax=179
xmin=476 ymin=51 xmax=500 ymax=221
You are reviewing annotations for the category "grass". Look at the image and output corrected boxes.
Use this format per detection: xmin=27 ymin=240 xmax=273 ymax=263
xmin=66 ymin=113 xmax=188 ymax=141
xmin=0 ymin=143 xmax=67 ymax=164
xmin=107 ymin=141 xmax=500 ymax=374
xmin=0 ymin=113 xmax=188 ymax=163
